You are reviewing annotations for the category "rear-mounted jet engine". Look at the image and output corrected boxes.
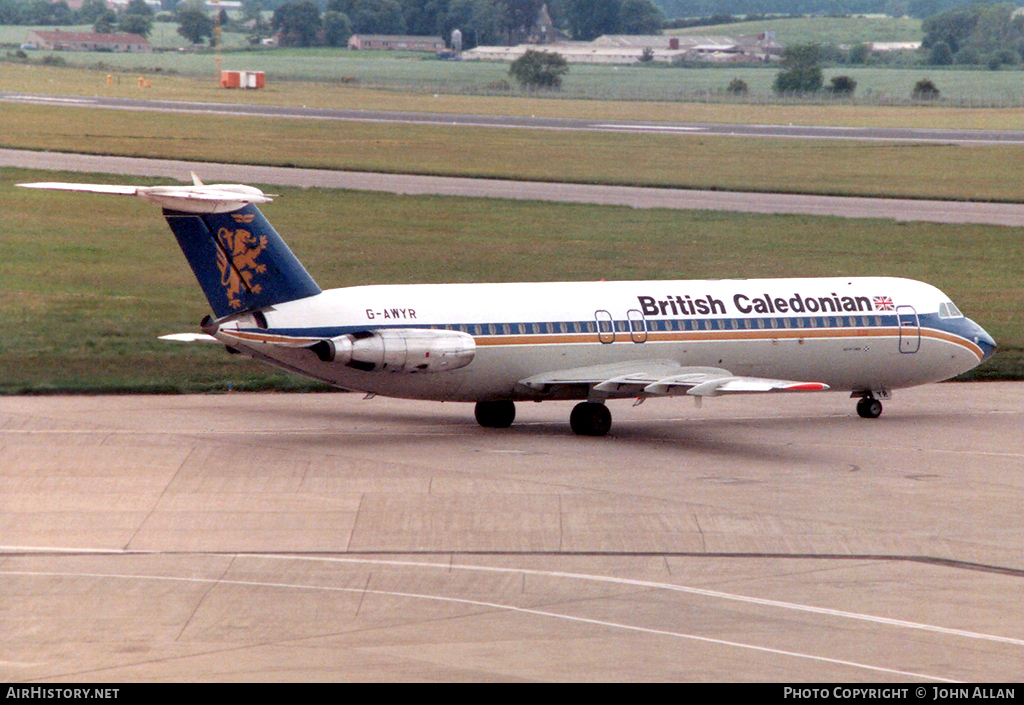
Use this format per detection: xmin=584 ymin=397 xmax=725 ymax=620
xmin=310 ymin=328 xmax=476 ymax=373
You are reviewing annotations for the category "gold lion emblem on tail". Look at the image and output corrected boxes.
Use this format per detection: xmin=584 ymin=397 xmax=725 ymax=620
xmin=216 ymin=226 xmax=268 ymax=309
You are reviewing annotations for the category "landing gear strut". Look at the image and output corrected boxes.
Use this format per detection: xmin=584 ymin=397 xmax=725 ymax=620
xmin=474 ymin=400 xmax=516 ymax=428
xmin=570 ymin=402 xmax=612 ymax=437
xmin=856 ymin=396 xmax=883 ymax=419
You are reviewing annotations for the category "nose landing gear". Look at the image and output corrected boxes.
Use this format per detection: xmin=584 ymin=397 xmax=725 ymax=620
xmin=856 ymin=396 xmax=883 ymax=419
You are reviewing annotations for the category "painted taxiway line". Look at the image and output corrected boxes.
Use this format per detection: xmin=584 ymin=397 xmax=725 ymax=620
xmin=3 ymin=547 xmax=1020 ymax=649
xmin=0 ymin=568 xmax=962 ymax=682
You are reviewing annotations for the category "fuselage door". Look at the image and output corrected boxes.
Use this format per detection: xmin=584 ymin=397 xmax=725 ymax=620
xmin=627 ymin=308 xmax=647 ymax=343
xmin=595 ymin=310 xmax=615 ymax=344
xmin=897 ymin=305 xmax=920 ymax=354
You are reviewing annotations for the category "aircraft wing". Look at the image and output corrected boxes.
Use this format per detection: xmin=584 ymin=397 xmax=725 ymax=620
xmin=518 ymin=360 xmax=828 ymax=398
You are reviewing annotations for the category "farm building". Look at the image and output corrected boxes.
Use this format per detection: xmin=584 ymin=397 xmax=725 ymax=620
xmin=23 ymin=30 xmax=152 ymax=53
xmin=463 ymin=33 xmax=783 ymax=65
xmin=348 ymin=35 xmax=446 ymax=52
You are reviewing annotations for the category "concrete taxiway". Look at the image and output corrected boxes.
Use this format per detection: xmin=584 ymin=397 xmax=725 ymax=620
xmin=1 ymin=384 xmax=1021 ymax=681
xmin=5 ymin=148 xmax=1024 ymax=227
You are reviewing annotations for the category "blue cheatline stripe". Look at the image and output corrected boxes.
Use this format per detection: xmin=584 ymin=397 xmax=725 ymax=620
xmin=243 ymin=312 xmax=973 ymax=342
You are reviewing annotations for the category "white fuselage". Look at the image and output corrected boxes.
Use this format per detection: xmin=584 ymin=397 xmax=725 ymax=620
xmin=213 ymin=276 xmax=994 ymax=403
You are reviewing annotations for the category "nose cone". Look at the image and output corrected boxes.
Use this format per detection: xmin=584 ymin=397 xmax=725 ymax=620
xmin=971 ymin=321 xmax=997 ymax=362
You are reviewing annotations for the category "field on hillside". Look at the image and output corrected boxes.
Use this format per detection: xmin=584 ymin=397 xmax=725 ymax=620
xmin=1 ymin=169 xmax=1020 ymax=392
xmin=0 ymin=22 xmax=252 ymax=50
xmin=670 ymin=16 xmax=924 ymax=45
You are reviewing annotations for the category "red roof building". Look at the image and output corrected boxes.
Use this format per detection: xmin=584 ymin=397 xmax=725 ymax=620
xmin=23 ymin=30 xmax=153 ymax=53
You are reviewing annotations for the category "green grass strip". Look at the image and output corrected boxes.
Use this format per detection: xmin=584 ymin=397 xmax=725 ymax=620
xmin=3 ymin=102 xmax=1024 ymax=203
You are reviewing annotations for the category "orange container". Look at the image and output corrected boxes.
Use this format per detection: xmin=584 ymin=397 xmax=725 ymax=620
xmin=220 ymin=70 xmax=240 ymax=88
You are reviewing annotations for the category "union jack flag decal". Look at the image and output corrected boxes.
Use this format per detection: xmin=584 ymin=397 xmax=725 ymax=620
xmin=873 ymin=296 xmax=895 ymax=311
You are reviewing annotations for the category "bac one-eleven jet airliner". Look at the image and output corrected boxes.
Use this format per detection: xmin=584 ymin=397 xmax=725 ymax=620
xmin=19 ymin=177 xmax=996 ymax=436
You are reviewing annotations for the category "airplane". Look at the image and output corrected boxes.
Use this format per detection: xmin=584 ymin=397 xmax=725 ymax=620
xmin=18 ymin=176 xmax=997 ymax=436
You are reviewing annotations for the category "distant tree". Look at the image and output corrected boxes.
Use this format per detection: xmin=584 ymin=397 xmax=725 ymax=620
xmin=726 ymin=77 xmax=748 ymax=95
xmin=22 ymin=0 xmax=74 ymax=24
xmin=176 ymin=4 xmax=215 ymax=45
xmin=272 ymin=0 xmax=323 ymax=47
xmin=242 ymin=0 xmax=262 ymax=21
xmin=398 ymin=0 xmax=448 ymax=36
xmin=912 ymin=78 xmax=940 ymax=100
xmin=848 ymin=42 xmax=870 ymax=64
xmin=566 ymin=0 xmax=618 ymax=41
xmin=323 ymin=10 xmax=352 ymax=46
xmin=350 ymin=0 xmax=406 ymax=35
xmin=509 ymin=49 xmax=568 ymax=89
xmin=498 ymin=0 xmax=543 ymax=44
xmin=93 ymin=8 xmax=117 ymax=33
xmin=118 ymin=12 xmax=153 ymax=36
xmin=928 ymin=39 xmax=953 ymax=64
xmin=953 ymin=45 xmax=981 ymax=64
xmin=959 ymin=3 xmax=1024 ymax=65
xmin=443 ymin=0 xmax=505 ymax=49
xmin=826 ymin=75 xmax=857 ymax=95
xmin=124 ymin=0 xmax=153 ymax=18
xmin=885 ymin=0 xmax=909 ymax=17
xmin=921 ymin=6 xmax=978 ymax=56
xmin=619 ymin=0 xmax=662 ymax=34
xmin=327 ymin=0 xmax=354 ymax=13
xmin=773 ymin=43 xmax=823 ymax=94
xmin=77 ymin=0 xmax=108 ymax=24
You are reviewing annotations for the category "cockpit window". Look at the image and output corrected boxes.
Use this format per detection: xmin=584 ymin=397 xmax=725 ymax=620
xmin=938 ymin=302 xmax=963 ymax=319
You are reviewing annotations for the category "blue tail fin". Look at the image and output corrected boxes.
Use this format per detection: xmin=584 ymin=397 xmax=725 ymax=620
xmin=163 ymin=205 xmax=321 ymax=318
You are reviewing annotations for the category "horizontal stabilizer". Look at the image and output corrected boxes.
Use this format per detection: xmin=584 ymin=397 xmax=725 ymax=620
xmin=159 ymin=333 xmax=219 ymax=343
xmin=18 ymin=179 xmax=274 ymax=214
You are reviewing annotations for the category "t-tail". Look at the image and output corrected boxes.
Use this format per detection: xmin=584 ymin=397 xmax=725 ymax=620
xmin=18 ymin=175 xmax=321 ymax=318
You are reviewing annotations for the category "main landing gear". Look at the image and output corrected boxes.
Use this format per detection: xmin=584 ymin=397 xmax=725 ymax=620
xmin=473 ymin=400 xmax=613 ymax=436
xmin=569 ymin=402 xmax=612 ymax=437
xmin=856 ymin=396 xmax=883 ymax=419
xmin=474 ymin=400 xmax=516 ymax=428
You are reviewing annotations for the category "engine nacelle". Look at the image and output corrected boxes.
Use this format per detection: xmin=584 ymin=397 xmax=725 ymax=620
xmin=311 ymin=328 xmax=475 ymax=373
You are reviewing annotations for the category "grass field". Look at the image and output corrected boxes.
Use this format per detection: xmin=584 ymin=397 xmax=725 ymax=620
xmin=2 ymin=100 xmax=1024 ymax=202
xmin=5 ymin=62 xmax=1024 ymax=131
xmin=1 ymin=168 xmax=1020 ymax=393
xmin=8 ymin=43 xmax=1024 ymax=105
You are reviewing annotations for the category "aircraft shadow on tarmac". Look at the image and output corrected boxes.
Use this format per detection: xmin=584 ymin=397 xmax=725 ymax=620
xmin=235 ymin=399 xmax=968 ymax=464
